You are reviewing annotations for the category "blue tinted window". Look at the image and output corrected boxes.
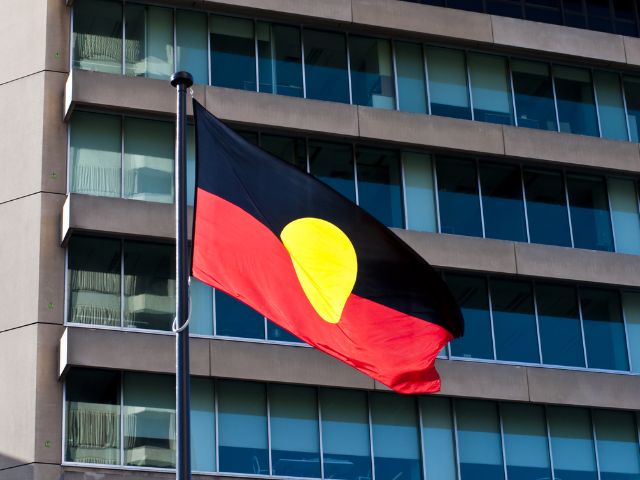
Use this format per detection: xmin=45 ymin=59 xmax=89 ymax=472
xmin=536 ymin=282 xmax=585 ymax=367
xmin=210 ymin=16 xmax=256 ymax=91
xmin=215 ymin=290 xmax=265 ymax=339
xmin=593 ymin=410 xmax=640 ymax=480
xmin=371 ymin=393 xmax=421 ymax=480
xmin=320 ymin=389 xmax=372 ymax=480
xmin=491 ymin=279 xmax=540 ymax=363
xmin=456 ymin=400 xmax=505 ymax=480
xmin=350 ymin=36 xmax=395 ymax=109
xmin=468 ymin=53 xmax=513 ymax=125
xmin=580 ymin=287 xmax=629 ymax=371
xmin=447 ymin=274 xmax=494 ymax=359
xmin=625 ymin=77 xmax=640 ymax=143
xmin=480 ymin=163 xmax=527 ymax=242
xmin=523 ymin=168 xmax=572 ymax=247
xmin=176 ymin=10 xmax=208 ymax=85
xmin=567 ymin=173 xmax=614 ymax=252
xmin=271 ymin=385 xmax=320 ymax=478
xmin=427 ymin=47 xmax=471 ymax=120
xmin=309 ymin=141 xmax=355 ymax=201
xmin=356 ymin=147 xmax=404 ymax=228
xmin=608 ymin=178 xmax=640 ymax=255
xmin=396 ymin=42 xmax=427 ymax=114
xmin=266 ymin=320 xmax=302 ymax=343
xmin=189 ymin=278 xmax=213 ymax=336
xmin=512 ymin=60 xmax=557 ymax=131
xmin=420 ymin=397 xmax=456 ymax=480
xmin=502 ymin=403 xmax=552 ymax=480
xmin=260 ymin=134 xmax=307 ymax=171
xmin=124 ymin=5 xmax=173 ymax=80
xmin=548 ymin=407 xmax=598 ymax=480
xmin=218 ymin=381 xmax=269 ymax=474
xmin=594 ymin=71 xmax=628 ymax=141
xmin=554 ymin=66 xmax=599 ymax=137
xmin=191 ymin=378 xmax=215 ymax=472
xmin=304 ymin=29 xmax=349 ymax=103
xmin=436 ymin=157 xmax=482 ymax=237
xmin=257 ymin=23 xmax=303 ymax=97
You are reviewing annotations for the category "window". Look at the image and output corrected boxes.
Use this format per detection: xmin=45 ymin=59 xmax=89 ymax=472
xmin=593 ymin=410 xmax=640 ymax=480
xmin=624 ymin=76 xmax=640 ymax=142
xmin=594 ymin=71 xmax=628 ymax=141
xmin=124 ymin=4 xmax=174 ymax=80
xmin=468 ymin=53 xmax=513 ymax=125
xmin=176 ymin=10 xmax=208 ymax=85
xmin=191 ymin=378 xmax=216 ymax=472
xmin=512 ymin=60 xmax=557 ymax=131
xmin=623 ymin=291 xmax=640 ymax=373
xmin=261 ymin=134 xmax=307 ymax=171
xmin=427 ymin=47 xmax=471 ymax=120
xmin=73 ymin=0 xmax=122 ymax=74
xmin=436 ymin=157 xmax=482 ymax=237
xmin=303 ymin=29 xmax=350 ymax=103
xmin=396 ymin=42 xmax=427 ymax=114
xmin=403 ymin=153 xmax=437 ymax=233
xmin=257 ymin=23 xmax=303 ymax=97
xmin=420 ymin=397 xmax=456 ymax=480
xmin=554 ymin=66 xmax=599 ymax=136
xmin=350 ymin=36 xmax=395 ymax=109
xmin=309 ymin=141 xmax=355 ymax=202
xmin=190 ymin=278 xmax=214 ymax=336
xmin=548 ymin=407 xmax=598 ymax=480
xmin=210 ymin=16 xmax=256 ymax=91
xmin=608 ymin=178 xmax=640 ymax=255
xmin=215 ymin=290 xmax=265 ymax=339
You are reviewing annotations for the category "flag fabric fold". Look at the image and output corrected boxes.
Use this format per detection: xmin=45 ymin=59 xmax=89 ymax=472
xmin=191 ymin=100 xmax=464 ymax=394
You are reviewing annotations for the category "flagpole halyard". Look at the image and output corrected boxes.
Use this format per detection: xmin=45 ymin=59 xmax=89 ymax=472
xmin=170 ymin=70 xmax=194 ymax=480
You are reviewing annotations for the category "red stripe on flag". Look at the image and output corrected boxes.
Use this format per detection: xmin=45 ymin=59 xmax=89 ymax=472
xmin=192 ymin=187 xmax=452 ymax=394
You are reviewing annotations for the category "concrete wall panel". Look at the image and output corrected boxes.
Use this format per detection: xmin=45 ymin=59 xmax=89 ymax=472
xmin=624 ymin=36 xmax=640 ymax=67
xmin=0 ymin=326 xmax=38 ymax=470
xmin=41 ymin=72 xmax=68 ymax=195
xmin=358 ymin=107 xmax=505 ymax=155
xmin=351 ymin=0 xmax=493 ymax=43
xmin=38 ymin=194 xmax=66 ymax=326
xmin=0 ymin=463 xmax=62 ymax=480
xmin=44 ymin=0 xmax=70 ymax=74
xmin=503 ymin=125 xmax=640 ymax=173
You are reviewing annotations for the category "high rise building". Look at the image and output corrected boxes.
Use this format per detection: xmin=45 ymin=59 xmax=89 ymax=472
xmin=4 ymin=0 xmax=640 ymax=479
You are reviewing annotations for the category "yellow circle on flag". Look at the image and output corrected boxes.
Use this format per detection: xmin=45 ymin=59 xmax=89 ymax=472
xmin=280 ymin=218 xmax=358 ymax=324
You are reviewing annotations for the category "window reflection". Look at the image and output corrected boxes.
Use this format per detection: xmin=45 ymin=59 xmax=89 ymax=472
xmin=350 ymin=36 xmax=395 ymax=109
xmin=436 ymin=157 xmax=482 ymax=237
xmin=479 ymin=163 xmax=526 ymax=242
xmin=210 ymin=16 xmax=256 ymax=91
xmin=512 ymin=60 xmax=557 ymax=131
xmin=304 ymin=29 xmax=350 ymax=103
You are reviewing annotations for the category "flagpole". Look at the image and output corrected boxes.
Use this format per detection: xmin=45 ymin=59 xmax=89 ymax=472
xmin=171 ymin=70 xmax=194 ymax=480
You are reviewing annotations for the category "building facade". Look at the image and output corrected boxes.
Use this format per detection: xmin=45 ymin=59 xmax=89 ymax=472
xmin=4 ymin=0 xmax=640 ymax=479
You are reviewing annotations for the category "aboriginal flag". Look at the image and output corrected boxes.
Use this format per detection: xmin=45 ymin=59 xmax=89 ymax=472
xmin=191 ymin=100 xmax=463 ymax=394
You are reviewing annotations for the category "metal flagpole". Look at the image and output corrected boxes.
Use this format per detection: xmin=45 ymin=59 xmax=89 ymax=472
xmin=170 ymin=70 xmax=194 ymax=480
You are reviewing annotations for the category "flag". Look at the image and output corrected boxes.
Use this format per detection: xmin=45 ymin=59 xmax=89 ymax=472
xmin=191 ymin=100 xmax=463 ymax=394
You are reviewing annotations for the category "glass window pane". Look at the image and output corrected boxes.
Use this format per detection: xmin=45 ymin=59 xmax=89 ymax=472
xmin=491 ymin=279 xmax=540 ymax=363
xmin=68 ymin=236 xmax=121 ymax=327
xmin=594 ymin=71 xmax=628 ymax=141
xmin=123 ymin=117 xmax=174 ymax=204
xmin=567 ymin=173 xmax=614 ymax=251
xmin=625 ymin=77 xmax=640 ymax=143
xmin=608 ymin=178 xmax=640 ymax=255
xmin=554 ymin=65 xmax=599 ymax=136
xmin=420 ymin=396 xmax=456 ymax=480
xmin=512 ymin=60 xmax=557 ymax=131
xmin=210 ymin=15 xmax=256 ymax=91
xmin=320 ymin=389 xmax=372 ymax=480
xmin=371 ymin=393 xmax=421 ymax=480
xmin=309 ymin=140 xmax=355 ymax=202
xmin=123 ymin=241 xmax=175 ymax=331
xmin=66 ymin=369 xmax=120 ymax=465
xmin=125 ymin=4 xmax=174 ymax=80
xmin=73 ymin=0 xmax=122 ymax=74
xmin=403 ymin=152 xmax=437 ymax=233
xmin=215 ymin=290 xmax=265 ymax=339
xmin=468 ymin=53 xmax=513 ymax=125
xmin=623 ymin=292 xmax=640 ymax=373
xmin=260 ymin=134 xmax=307 ymax=171
xmin=436 ymin=157 xmax=482 ymax=237
xmin=456 ymin=399 xmax=505 ymax=480
xmin=187 ymin=125 xmax=196 ymax=206
xmin=356 ymin=147 xmax=404 ymax=228
xmin=501 ymin=403 xmax=551 ymax=480
xmin=446 ymin=274 xmax=494 ymax=359
xmin=548 ymin=406 xmax=597 ymax=480
xmin=396 ymin=42 xmax=427 ymax=114
xmin=480 ymin=163 xmax=527 ymax=241
xmin=580 ymin=287 xmax=629 ymax=371
xmin=191 ymin=378 xmax=215 ymax=472
xmin=218 ymin=380 xmax=268 ymax=474
xmin=70 ymin=111 xmax=121 ymax=198
xmin=270 ymin=385 xmax=320 ymax=478
xmin=257 ymin=23 xmax=303 ymax=97
xmin=593 ymin=409 xmax=640 ymax=480
xmin=536 ymin=282 xmax=585 ymax=367
xmin=350 ymin=36 xmax=395 ymax=109
xmin=189 ymin=277 xmax=213 ymax=336
xmin=267 ymin=319 xmax=303 ymax=343
xmin=123 ymin=372 xmax=175 ymax=468
xmin=427 ymin=47 xmax=471 ymax=120
xmin=304 ymin=29 xmax=349 ymax=103
xmin=523 ymin=168 xmax=572 ymax=247
xmin=176 ymin=10 xmax=208 ymax=85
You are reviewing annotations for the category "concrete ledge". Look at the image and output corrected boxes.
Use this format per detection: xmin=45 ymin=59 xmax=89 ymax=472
xmin=392 ymin=230 xmax=517 ymax=274
xmin=514 ymin=243 xmax=640 ymax=288
xmin=491 ymin=15 xmax=627 ymax=65
xmin=503 ymin=125 xmax=640 ymax=174
xmin=527 ymin=367 xmax=640 ymax=410
xmin=358 ymin=106 xmax=505 ymax=156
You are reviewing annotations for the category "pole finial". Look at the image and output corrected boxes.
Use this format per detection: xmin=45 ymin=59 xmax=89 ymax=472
xmin=171 ymin=71 xmax=194 ymax=88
